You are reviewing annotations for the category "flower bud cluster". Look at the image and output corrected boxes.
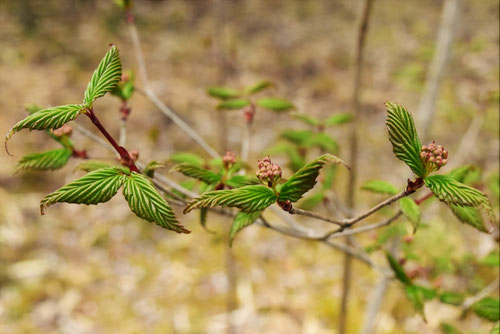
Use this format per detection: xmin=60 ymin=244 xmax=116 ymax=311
xmin=420 ymin=141 xmax=448 ymax=172
xmin=52 ymin=124 xmax=73 ymax=137
xmin=256 ymin=156 xmax=282 ymax=185
xmin=222 ymin=151 xmax=236 ymax=168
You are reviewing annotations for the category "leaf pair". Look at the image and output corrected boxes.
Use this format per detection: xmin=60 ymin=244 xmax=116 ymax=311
xmin=291 ymin=112 xmax=353 ymax=127
xmin=41 ymin=168 xmax=189 ymax=233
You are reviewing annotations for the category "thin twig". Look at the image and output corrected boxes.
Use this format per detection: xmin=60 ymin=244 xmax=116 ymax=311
xmin=119 ymin=119 xmax=127 ymax=147
xmin=461 ymin=277 xmax=500 ymax=311
xmin=128 ymin=24 xmax=220 ymax=159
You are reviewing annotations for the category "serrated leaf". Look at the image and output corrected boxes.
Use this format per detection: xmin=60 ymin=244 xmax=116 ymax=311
xmin=16 ymin=148 xmax=72 ymax=172
xmin=172 ymin=163 xmax=221 ymax=184
xmin=123 ymin=172 xmax=189 ymax=233
xmin=111 ymin=70 xmax=135 ymax=101
xmin=290 ymin=113 xmax=320 ymax=126
xmin=449 ymin=204 xmax=488 ymax=233
xmin=244 ymin=80 xmax=273 ymax=95
xmin=399 ymin=197 xmax=421 ymax=233
xmin=471 ymin=297 xmax=500 ymax=322
xmin=225 ymin=175 xmax=260 ymax=188
xmin=74 ymin=160 xmax=114 ymax=172
xmin=6 ymin=104 xmax=85 ymax=145
xmin=324 ymin=113 xmax=353 ymax=126
xmin=216 ymin=99 xmax=250 ymax=110
xmin=386 ymin=253 xmax=411 ymax=285
xmin=256 ymin=97 xmax=294 ymax=111
xmin=439 ymin=291 xmax=465 ymax=305
xmin=207 ymin=86 xmax=241 ymax=100
xmin=229 ymin=211 xmax=261 ymax=246
xmin=184 ymin=185 xmax=277 ymax=213
xmin=385 ymin=101 xmax=426 ymax=177
xmin=425 ymin=175 xmax=495 ymax=224
xmin=278 ymin=153 xmax=349 ymax=203
xmin=143 ymin=160 xmax=164 ymax=178
xmin=40 ymin=167 xmax=126 ymax=214
xmin=361 ymin=180 xmax=399 ymax=195
xmin=405 ymin=284 xmax=426 ymax=321
xmin=84 ymin=46 xmax=122 ymax=106
xmin=447 ymin=165 xmax=476 ymax=183
xmin=169 ymin=152 xmax=204 ymax=167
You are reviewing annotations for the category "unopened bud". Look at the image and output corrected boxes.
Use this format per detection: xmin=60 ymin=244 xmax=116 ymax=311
xmin=129 ymin=149 xmax=139 ymax=161
xmin=52 ymin=124 xmax=73 ymax=137
xmin=223 ymin=151 xmax=236 ymax=168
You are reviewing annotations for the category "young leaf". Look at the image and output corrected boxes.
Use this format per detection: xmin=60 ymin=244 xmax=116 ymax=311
xmin=84 ymin=45 xmax=122 ymax=106
xmin=169 ymin=152 xmax=204 ymax=167
xmin=306 ymin=133 xmax=339 ymax=153
xmin=111 ymin=70 xmax=135 ymax=101
xmin=225 ymin=175 xmax=260 ymax=188
xmin=217 ymin=99 xmax=251 ymax=110
xmin=361 ymin=180 xmax=399 ymax=195
xmin=172 ymin=163 xmax=221 ymax=184
xmin=447 ymin=165 xmax=476 ymax=183
xmin=299 ymin=192 xmax=325 ymax=210
xmin=386 ymin=253 xmax=412 ymax=285
xmin=6 ymin=104 xmax=85 ymax=144
xmin=471 ymin=297 xmax=500 ymax=322
xmin=491 ymin=323 xmax=499 ymax=334
xmin=324 ymin=113 xmax=353 ymax=126
xmin=229 ymin=211 xmax=262 ymax=246
xmin=290 ymin=113 xmax=320 ymax=126
xmin=184 ymin=185 xmax=277 ymax=213
xmin=40 ymin=167 xmax=126 ymax=214
xmin=207 ymin=86 xmax=240 ymax=100
xmin=16 ymin=148 xmax=72 ymax=172
xmin=244 ymin=80 xmax=273 ymax=95
xmin=399 ymin=197 xmax=421 ymax=232
xmin=123 ymin=172 xmax=189 ymax=233
xmin=278 ymin=153 xmax=349 ymax=203
xmin=405 ymin=285 xmax=426 ymax=321
xmin=449 ymin=204 xmax=488 ymax=233
xmin=256 ymin=97 xmax=294 ymax=111
xmin=74 ymin=160 xmax=114 ymax=173
xmin=440 ymin=323 xmax=462 ymax=334
xmin=385 ymin=101 xmax=426 ymax=177
xmin=439 ymin=291 xmax=465 ymax=305
xmin=281 ymin=129 xmax=314 ymax=146
xmin=143 ymin=160 xmax=164 ymax=178
xmin=424 ymin=175 xmax=495 ymax=222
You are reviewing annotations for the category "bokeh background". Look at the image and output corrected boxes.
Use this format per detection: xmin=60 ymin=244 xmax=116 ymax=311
xmin=0 ymin=0 xmax=498 ymax=333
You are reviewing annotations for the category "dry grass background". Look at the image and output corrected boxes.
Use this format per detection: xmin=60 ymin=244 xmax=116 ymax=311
xmin=0 ymin=0 xmax=498 ymax=333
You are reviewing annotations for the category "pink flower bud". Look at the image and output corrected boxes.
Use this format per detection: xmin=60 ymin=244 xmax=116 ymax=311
xmin=441 ymin=159 xmax=447 ymax=165
xmin=428 ymin=157 xmax=436 ymax=163
xmin=420 ymin=152 xmax=427 ymax=159
xmin=442 ymin=150 xmax=448 ymax=159
xmin=421 ymin=145 xmax=428 ymax=151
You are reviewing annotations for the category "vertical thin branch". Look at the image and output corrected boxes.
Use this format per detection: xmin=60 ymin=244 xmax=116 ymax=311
xmin=119 ymin=118 xmax=127 ymax=147
xmin=417 ymin=0 xmax=461 ymax=141
xmin=340 ymin=0 xmax=375 ymax=333
xmin=241 ymin=122 xmax=251 ymax=163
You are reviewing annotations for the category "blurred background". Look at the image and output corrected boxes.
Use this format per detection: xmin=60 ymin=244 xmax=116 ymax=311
xmin=0 ymin=0 xmax=498 ymax=333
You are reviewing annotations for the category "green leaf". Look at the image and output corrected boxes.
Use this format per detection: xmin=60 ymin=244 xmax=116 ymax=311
xmin=244 ymin=80 xmax=273 ymax=95
xmin=290 ymin=113 xmax=320 ymax=126
xmin=449 ymin=204 xmax=488 ymax=233
xmin=299 ymin=192 xmax=325 ymax=210
xmin=256 ymin=97 xmax=294 ymax=111
xmin=306 ymin=133 xmax=338 ymax=153
xmin=123 ymin=172 xmax=189 ymax=233
xmin=16 ymin=148 xmax=72 ymax=172
xmin=405 ymin=284 xmax=426 ymax=320
xmin=440 ymin=323 xmax=462 ymax=334
xmin=386 ymin=253 xmax=411 ymax=285
xmin=207 ymin=86 xmax=241 ymax=100
xmin=169 ymin=152 xmax=204 ymax=167
xmin=385 ymin=101 xmax=426 ymax=177
xmin=447 ymin=165 xmax=476 ymax=183
xmin=225 ymin=175 xmax=260 ymax=188
xmin=6 ymin=104 xmax=85 ymax=145
xmin=281 ymin=129 xmax=314 ymax=146
xmin=40 ymin=167 xmax=126 ymax=214
xmin=111 ymin=70 xmax=134 ymax=101
xmin=143 ymin=160 xmax=164 ymax=178
xmin=471 ymin=297 xmax=500 ymax=322
xmin=199 ymin=208 xmax=209 ymax=230
xmin=216 ymin=99 xmax=250 ymax=110
xmin=425 ymin=175 xmax=495 ymax=224
xmin=229 ymin=211 xmax=262 ymax=246
xmin=439 ymin=291 xmax=465 ymax=305
xmin=278 ymin=153 xmax=349 ymax=203
xmin=172 ymin=163 xmax=221 ymax=184
xmin=324 ymin=113 xmax=353 ymax=126
xmin=490 ymin=322 xmax=499 ymax=334
xmin=479 ymin=252 xmax=500 ymax=267
xmin=184 ymin=185 xmax=277 ymax=213
xmin=84 ymin=45 xmax=122 ymax=106
xmin=399 ymin=197 xmax=421 ymax=233
xmin=74 ymin=160 xmax=114 ymax=172
xmin=361 ymin=180 xmax=399 ymax=195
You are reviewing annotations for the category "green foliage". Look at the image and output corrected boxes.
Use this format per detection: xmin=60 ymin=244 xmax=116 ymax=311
xmin=207 ymin=86 xmax=240 ymax=100
xmin=217 ymin=99 xmax=250 ymax=110
xmin=324 ymin=113 xmax=353 ymax=125
xmin=386 ymin=253 xmax=411 ymax=285
xmin=491 ymin=323 xmax=499 ymax=334
xmin=229 ymin=211 xmax=262 ymax=246
xmin=184 ymin=185 xmax=277 ymax=213
xmin=169 ymin=152 xmax=204 ymax=167
xmin=299 ymin=192 xmax=325 ymax=210
xmin=265 ymin=143 xmax=305 ymax=172
xmin=306 ymin=132 xmax=338 ymax=153
xmin=471 ymin=297 xmax=500 ymax=322
xmin=244 ymin=80 xmax=273 ymax=95
xmin=449 ymin=204 xmax=488 ymax=233
xmin=361 ymin=180 xmax=398 ymax=195
xmin=225 ymin=175 xmax=260 ymax=188
xmin=291 ymin=113 xmax=320 ymax=126
xmin=256 ymin=97 xmax=294 ymax=111
xmin=447 ymin=165 xmax=476 ymax=183
xmin=16 ymin=148 xmax=72 ymax=172
xmin=84 ymin=45 xmax=122 ymax=106
xmin=40 ymin=167 xmax=127 ymax=214
xmin=440 ymin=323 xmax=462 ymax=334
xmin=278 ymin=153 xmax=348 ymax=203
xmin=123 ymin=172 xmax=189 ymax=233
xmin=281 ymin=129 xmax=313 ymax=146
xmin=143 ymin=161 xmax=164 ymax=178
xmin=385 ymin=101 xmax=426 ymax=177
xmin=6 ymin=104 xmax=85 ymax=144
xmin=405 ymin=285 xmax=426 ymax=320
xmin=172 ymin=163 xmax=221 ymax=184
xmin=111 ymin=70 xmax=135 ymax=101
xmin=75 ymin=160 xmax=114 ymax=172
xmin=399 ymin=197 xmax=421 ymax=232
xmin=479 ymin=252 xmax=500 ymax=267
xmin=439 ymin=291 xmax=465 ymax=305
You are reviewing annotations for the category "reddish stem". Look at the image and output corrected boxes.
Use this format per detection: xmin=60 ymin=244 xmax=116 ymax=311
xmin=85 ymin=108 xmax=139 ymax=173
xmin=415 ymin=192 xmax=434 ymax=205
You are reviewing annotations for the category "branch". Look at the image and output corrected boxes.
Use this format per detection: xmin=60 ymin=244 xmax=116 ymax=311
xmin=127 ymin=24 xmax=220 ymax=159
xmin=461 ymin=277 xmax=500 ymax=311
